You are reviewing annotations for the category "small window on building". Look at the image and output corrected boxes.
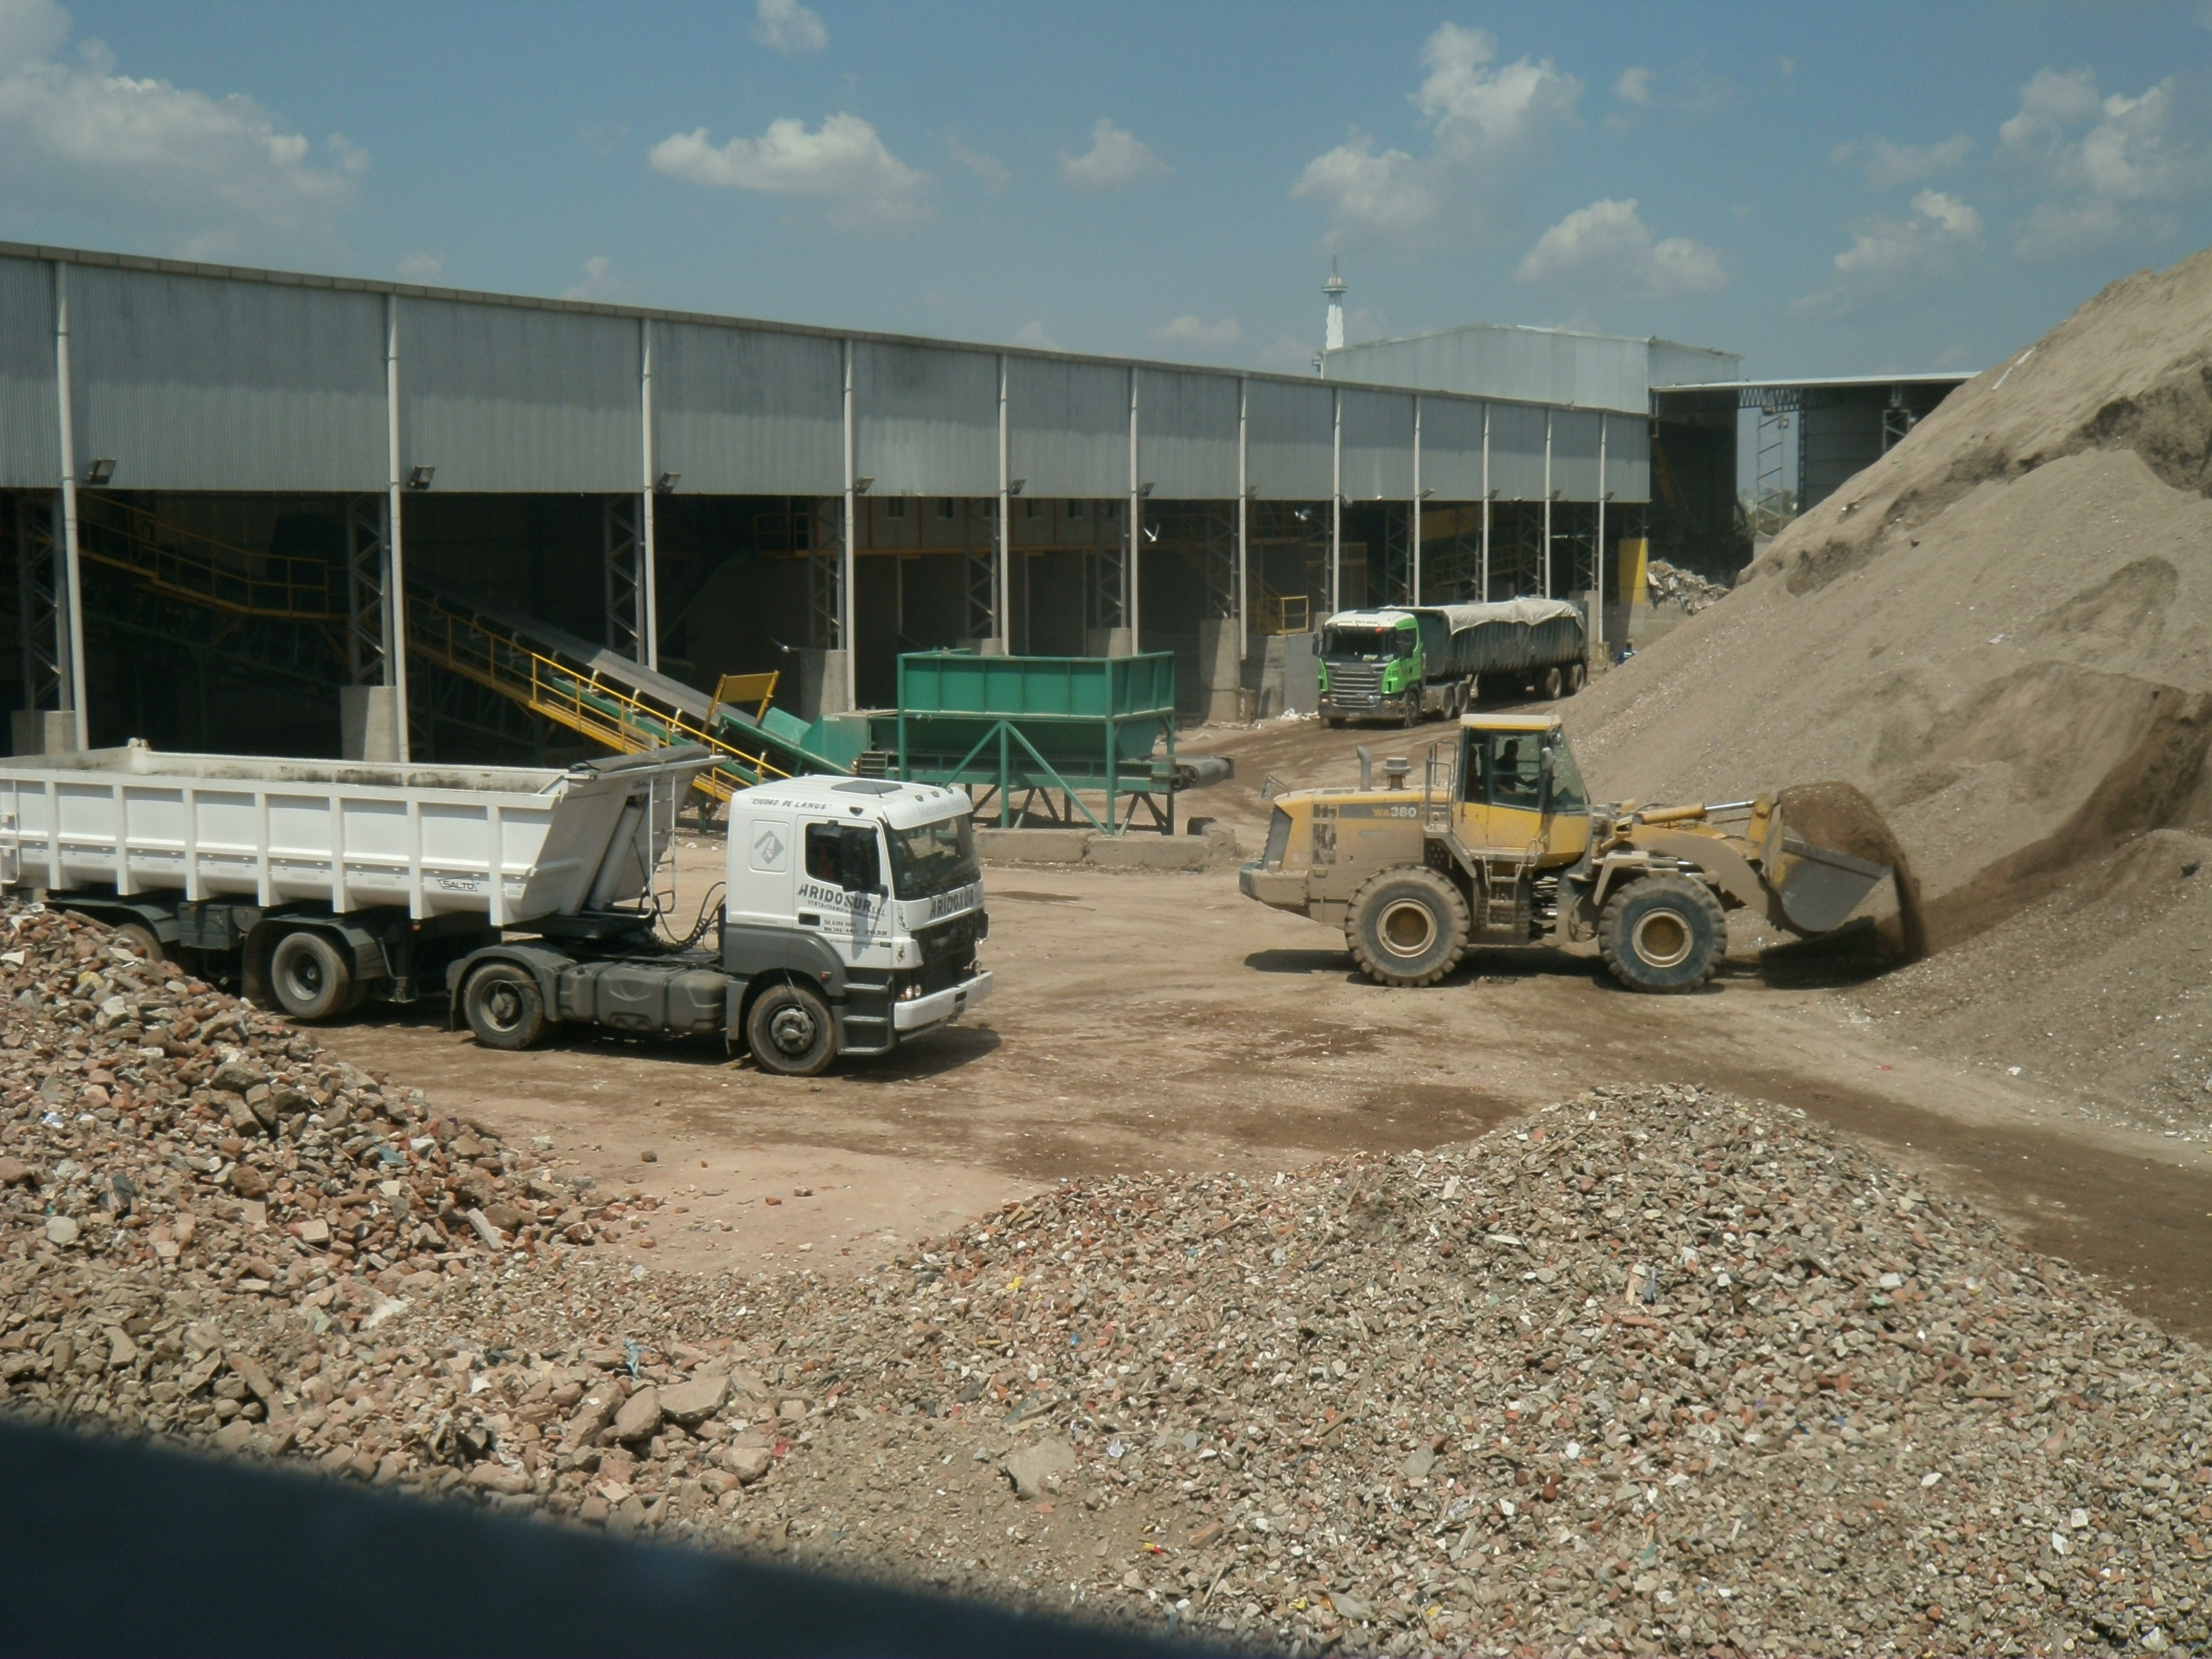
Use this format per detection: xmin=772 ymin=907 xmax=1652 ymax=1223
xmin=1025 ymin=499 xmax=1040 ymax=519
xmin=886 ymin=498 xmax=906 ymax=518
xmin=1067 ymin=500 xmax=1085 ymax=518
xmin=938 ymin=498 xmax=956 ymax=520
xmin=1102 ymin=501 xmax=1118 ymax=518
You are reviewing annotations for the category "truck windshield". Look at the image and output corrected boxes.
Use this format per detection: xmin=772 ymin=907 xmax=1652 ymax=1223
xmin=1322 ymin=626 xmax=1414 ymax=661
xmin=887 ymin=813 xmax=981 ymax=900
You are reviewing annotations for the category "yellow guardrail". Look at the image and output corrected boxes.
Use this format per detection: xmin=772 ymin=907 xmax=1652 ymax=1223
xmin=77 ymin=501 xmax=342 ymax=621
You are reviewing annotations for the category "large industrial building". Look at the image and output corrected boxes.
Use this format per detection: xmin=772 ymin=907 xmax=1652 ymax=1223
xmin=0 ymin=241 xmax=1967 ymax=771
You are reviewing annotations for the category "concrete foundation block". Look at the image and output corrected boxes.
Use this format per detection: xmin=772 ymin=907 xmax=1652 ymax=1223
xmin=1084 ymin=627 xmax=1134 ymax=659
xmin=975 ymin=827 xmax=1092 ymax=865
xmin=9 ymin=710 xmax=74 ymax=756
xmin=1197 ymin=619 xmax=1243 ymax=724
xmin=339 ymin=685 xmax=401 ymax=762
xmin=793 ymin=650 xmax=851 ymax=721
xmin=1080 ymin=834 xmax=1214 ymax=871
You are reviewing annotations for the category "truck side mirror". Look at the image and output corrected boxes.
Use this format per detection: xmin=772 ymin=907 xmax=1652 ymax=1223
xmin=838 ymin=824 xmax=882 ymax=894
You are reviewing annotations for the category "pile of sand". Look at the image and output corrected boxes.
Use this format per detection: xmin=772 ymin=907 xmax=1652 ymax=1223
xmin=1567 ymin=244 xmax=2212 ymax=1126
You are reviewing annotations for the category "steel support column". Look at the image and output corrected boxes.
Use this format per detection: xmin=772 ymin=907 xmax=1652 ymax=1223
xmin=639 ymin=318 xmax=659 ymax=670
xmin=52 ymin=262 xmax=87 ymax=747
xmin=345 ymin=493 xmax=391 ymax=685
xmin=840 ymin=339 xmax=857 ymax=709
xmin=1126 ymin=367 xmax=1140 ymax=653
xmin=994 ymin=353 xmax=1010 ymax=652
xmin=1480 ymin=405 xmax=1492 ymax=603
xmin=384 ymin=293 xmax=412 ymax=762
xmin=1594 ymin=414 xmax=1608 ymax=652
xmin=1328 ymin=388 xmax=1342 ymax=618
xmin=1411 ymin=393 xmax=1423 ymax=606
xmin=1541 ymin=409 xmax=1554 ymax=600
xmin=603 ymin=495 xmax=642 ymax=661
xmin=1236 ymin=377 xmax=1249 ymax=664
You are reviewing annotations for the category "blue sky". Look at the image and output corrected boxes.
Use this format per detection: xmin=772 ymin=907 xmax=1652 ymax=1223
xmin=3 ymin=0 xmax=2210 ymax=379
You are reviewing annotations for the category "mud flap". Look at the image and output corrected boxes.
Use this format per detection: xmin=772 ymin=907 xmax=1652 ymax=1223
xmin=1776 ymin=839 xmax=1891 ymax=934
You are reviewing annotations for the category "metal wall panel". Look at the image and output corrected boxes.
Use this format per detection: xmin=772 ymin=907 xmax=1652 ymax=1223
xmin=652 ymin=322 xmax=842 ymax=495
xmin=1338 ymin=386 xmax=1413 ymax=501
xmin=1007 ymin=356 xmax=1125 ymax=499
xmin=1324 ymin=325 xmax=1653 ymax=413
xmin=400 ymin=297 xmax=640 ymax=493
xmin=1647 ymin=338 xmax=1741 ymax=390
xmin=0 ymin=256 xmax=58 ymax=489
xmin=1604 ymin=415 xmax=1651 ymax=502
xmin=1550 ymin=408 xmax=1603 ymax=500
xmin=854 ymin=340 xmax=997 ymax=498
xmin=1135 ymin=368 xmax=1237 ymax=498
xmin=1244 ymin=377 xmax=1332 ymax=500
xmin=1487 ymin=401 xmax=1548 ymax=499
xmin=68 ymin=265 xmax=385 ymax=492
xmin=1417 ymin=395 xmax=1485 ymax=502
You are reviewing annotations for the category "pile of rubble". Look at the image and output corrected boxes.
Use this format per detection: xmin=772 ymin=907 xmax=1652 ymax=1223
xmin=7 ymin=905 xmax=2212 ymax=1654
xmin=1645 ymin=560 xmax=1730 ymax=615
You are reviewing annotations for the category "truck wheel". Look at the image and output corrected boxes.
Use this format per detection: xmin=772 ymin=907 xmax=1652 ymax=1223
xmin=269 ymin=930 xmax=351 ymax=1021
xmin=1564 ymin=661 xmax=1586 ymax=695
xmin=1597 ymin=875 xmax=1726 ymax=993
xmin=462 ymin=962 xmax=548 ymax=1050
xmin=1345 ymin=867 xmax=1470 ymax=988
xmin=1325 ymin=717 xmax=1344 ymax=730
xmin=1540 ymin=665 xmax=1564 ymax=701
xmin=1401 ymin=693 xmax=1420 ymax=728
xmin=746 ymin=981 xmax=837 ymax=1077
xmin=112 ymin=922 xmax=163 ymax=963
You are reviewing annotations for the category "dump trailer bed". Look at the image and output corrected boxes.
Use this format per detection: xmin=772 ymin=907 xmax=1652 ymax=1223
xmin=0 ymin=740 xmax=708 ymax=926
xmin=0 ymin=740 xmax=712 ymax=1017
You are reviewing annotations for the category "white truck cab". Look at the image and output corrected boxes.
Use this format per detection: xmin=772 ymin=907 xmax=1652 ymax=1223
xmin=443 ymin=773 xmax=993 ymax=1076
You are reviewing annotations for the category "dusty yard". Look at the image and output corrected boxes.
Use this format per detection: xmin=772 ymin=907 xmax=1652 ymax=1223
xmin=310 ymin=734 xmax=2212 ymax=1347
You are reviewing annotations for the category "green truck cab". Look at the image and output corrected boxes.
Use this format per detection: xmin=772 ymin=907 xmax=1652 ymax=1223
xmin=1317 ymin=611 xmax=1427 ymax=727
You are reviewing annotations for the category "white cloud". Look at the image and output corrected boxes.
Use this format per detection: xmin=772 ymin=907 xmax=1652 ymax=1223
xmin=1057 ymin=119 xmax=1167 ymax=190
xmin=1257 ymin=333 xmax=1321 ymax=373
xmin=649 ymin=112 xmax=932 ymax=229
xmin=562 ymin=255 xmax=628 ymax=302
xmin=1516 ymin=198 xmax=1726 ymax=297
xmin=1148 ymin=314 xmax=1240 ymax=351
xmin=0 ymin=0 xmax=363 ymax=258
xmin=1602 ymin=60 xmax=1732 ymax=132
xmin=396 ymin=249 xmax=444 ymax=282
xmin=1996 ymin=66 xmax=2212 ymax=261
xmin=1792 ymin=189 xmax=1983 ymax=316
xmin=752 ymin=0 xmax=826 ymax=56
xmin=1293 ymin=23 xmax=1581 ymax=252
xmin=946 ymin=133 xmax=1008 ymax=191
xmin=1010 ymin=321 xmax=1059 ymax=350
xmin=1832 ymin=133 xmax=1972 ymax=192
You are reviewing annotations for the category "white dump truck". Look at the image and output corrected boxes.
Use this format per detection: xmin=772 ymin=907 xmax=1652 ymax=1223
xmin=0 ymin=741 xmax=991 ymax=1076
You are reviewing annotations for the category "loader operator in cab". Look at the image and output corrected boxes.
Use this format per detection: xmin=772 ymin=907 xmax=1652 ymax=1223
xmin=1493 ymin=737 xmax=1541 ymax=806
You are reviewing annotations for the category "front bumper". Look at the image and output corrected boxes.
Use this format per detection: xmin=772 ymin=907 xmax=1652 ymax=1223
xmin=894 ymin=968 xmax=993 ymax=1032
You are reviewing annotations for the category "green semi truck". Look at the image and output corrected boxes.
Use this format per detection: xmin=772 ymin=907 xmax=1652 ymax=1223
xmin=1316 ymin=600 xmax=1588 ymax=728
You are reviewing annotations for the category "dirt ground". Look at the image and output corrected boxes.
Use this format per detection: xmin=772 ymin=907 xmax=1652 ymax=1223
xmin=310 ymin=711 xmax=2212 ymax=1351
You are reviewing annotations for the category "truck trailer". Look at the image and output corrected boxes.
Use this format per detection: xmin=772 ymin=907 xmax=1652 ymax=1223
xmin=1317 ymin=600 xmax=1588 ymax=728
xmin=0 ymin=741 xmax=991 ymax=1076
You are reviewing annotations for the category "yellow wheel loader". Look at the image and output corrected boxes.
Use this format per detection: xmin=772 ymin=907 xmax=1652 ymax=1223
xmin=1239 ymin=713 xmax=1897 ymax=993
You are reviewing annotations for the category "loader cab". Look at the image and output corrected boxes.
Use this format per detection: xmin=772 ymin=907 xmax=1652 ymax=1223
xmin=1455 ymin=715 xmax=1591 ymax=866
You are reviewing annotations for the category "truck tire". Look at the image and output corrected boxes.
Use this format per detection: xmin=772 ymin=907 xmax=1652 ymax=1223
xmin=112 ymin=922 xmax=164 ymax=963
xmin=746 ymin=981 xmax=838 ymax=1077
xmin=1597 ymin=875 xmax=1726 ymax=993
xmin=1564 ymin=660 xmax=1586 ymax=695
xmin=269 ymin=930 xmax=351 ymax=1021
xmin=1401 ymin=692 xmax=1420 ymax=728
xmin=1345 ymin=867 xmax=1470 ymax=988
xmin=462 ymin=962 xmax=548 ymax=1050
xmin=1540 ymin=665 xmax=1564 ymax=701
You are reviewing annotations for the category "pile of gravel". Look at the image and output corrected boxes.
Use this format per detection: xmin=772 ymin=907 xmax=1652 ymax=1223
xmin=6 ymin=903 xmax=2210 ymax=1654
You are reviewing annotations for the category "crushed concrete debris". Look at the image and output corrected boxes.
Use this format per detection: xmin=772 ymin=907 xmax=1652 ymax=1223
xmin=6 ymin=904 xmax=2212 ymax=1653
xmin=1644 ymin=560 xmax=1729 ymax=616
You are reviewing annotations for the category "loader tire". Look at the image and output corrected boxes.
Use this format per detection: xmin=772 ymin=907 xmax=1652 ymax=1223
xmin=1346 ymin=866 xmax=1469 ymax=988
xmin=1598 ymin=874 xmax=1725 ymax=993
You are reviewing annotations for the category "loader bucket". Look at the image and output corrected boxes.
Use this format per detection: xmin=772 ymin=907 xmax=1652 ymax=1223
xmin=1774 ymin=837 xmax=1891 ymax=934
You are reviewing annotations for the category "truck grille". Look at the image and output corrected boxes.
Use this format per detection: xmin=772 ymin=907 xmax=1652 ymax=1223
xmin=916 ymin=910 xmax=983 ymax=994
xmin=1327 ymin=663 xmax=1384 ymax=705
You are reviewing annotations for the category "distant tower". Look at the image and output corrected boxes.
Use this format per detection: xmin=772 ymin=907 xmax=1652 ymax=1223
xmin=1323 ymin=256 xmax=1347 ymax=354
